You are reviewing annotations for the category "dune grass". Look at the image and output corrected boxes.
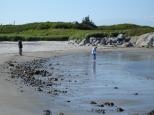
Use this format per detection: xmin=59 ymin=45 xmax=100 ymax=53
xmin=0 ymin=22 xmax=154 ymax=41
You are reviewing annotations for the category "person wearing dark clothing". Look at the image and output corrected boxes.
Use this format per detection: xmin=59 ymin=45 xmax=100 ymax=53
xmin=18 ymin=40 xmax=23 ymax=56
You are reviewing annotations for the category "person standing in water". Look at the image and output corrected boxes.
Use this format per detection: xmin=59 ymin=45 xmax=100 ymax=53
xmin=91 ymin=46 xmax=97 ymax=60
xmin=18 ymin=40 xmax=23 ymax=56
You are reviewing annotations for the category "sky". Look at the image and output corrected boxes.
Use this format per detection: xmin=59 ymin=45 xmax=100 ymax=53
xmin=0 ymin=0 xmax=154 ymax=26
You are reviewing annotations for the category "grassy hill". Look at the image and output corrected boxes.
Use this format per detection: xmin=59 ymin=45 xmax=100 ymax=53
xmin=0 ymin=22 xmax=154 ymax=41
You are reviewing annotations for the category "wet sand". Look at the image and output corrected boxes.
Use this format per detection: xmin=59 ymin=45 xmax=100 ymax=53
xmin=0 ymin=41 xmax=154 ymax=115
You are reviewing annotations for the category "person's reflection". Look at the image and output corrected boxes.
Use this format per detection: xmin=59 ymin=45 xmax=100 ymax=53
xmin=92 ymin=61 xmax=96 ymax=77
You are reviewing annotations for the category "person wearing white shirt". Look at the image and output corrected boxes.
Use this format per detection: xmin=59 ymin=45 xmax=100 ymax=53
xmin=91 ymin=46 xmax=97 ymax=60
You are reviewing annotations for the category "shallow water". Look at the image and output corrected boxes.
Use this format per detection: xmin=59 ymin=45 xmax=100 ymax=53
xmin=42 ymin=50 xmax=154 ymax=115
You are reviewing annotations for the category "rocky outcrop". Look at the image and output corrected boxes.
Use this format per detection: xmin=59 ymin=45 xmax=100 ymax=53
xmin=136 ymin=32 xmax=154 ymax=47
xmin=77 ymin=34 xmax=132 ymax=47
xmin=69 ymin=33 xmax=154 ymax=48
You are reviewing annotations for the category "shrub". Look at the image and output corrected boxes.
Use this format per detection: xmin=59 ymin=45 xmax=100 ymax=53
xmin=85 ymin=32 xmax=108 ymax=39
xmin=0 ymin=35 xmax=68 ymax=41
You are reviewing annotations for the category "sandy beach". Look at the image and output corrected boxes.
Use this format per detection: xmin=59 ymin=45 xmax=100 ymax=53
xmin=0 ymin=41 xmax=89 ymax=115
xmin=0 ymin=41 xmax=154 ymax=115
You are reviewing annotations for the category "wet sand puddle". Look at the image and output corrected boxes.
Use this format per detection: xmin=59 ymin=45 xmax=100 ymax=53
xmin=40 ymin=51 xmax=154 ymax=115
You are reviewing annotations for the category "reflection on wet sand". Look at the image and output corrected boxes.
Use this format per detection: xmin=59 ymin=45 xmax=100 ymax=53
xmin=92 ymin=61 xmax=96 ymax=77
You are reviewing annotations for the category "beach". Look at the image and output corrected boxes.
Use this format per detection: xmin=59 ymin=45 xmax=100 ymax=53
xmin=0 ymin=41 xmax=154 ymax=115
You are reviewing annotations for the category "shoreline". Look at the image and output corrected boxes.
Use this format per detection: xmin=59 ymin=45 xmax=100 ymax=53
xmin=0 ymin=43 xmax=154 ymax=115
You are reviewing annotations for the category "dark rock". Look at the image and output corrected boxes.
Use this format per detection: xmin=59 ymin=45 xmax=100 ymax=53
xmin=43 ymin=110 xmax=51 ymax=115
xmin=117 ymin=107 xmax=124 ymax=112
xmin=122 ymin=42 xmax=133 ymax=47
xmin=94 ymin=108 xmax=105 ymax=114
xmin=63 ymin=91 xmax=67 ymax=93
xmin=61 ymin=78 xmax=64 ymax=81
xmin=49 ymin=64 xmax=52 ymax=66
xmin=104 ymin=102 xmax=114 ymax=106
xmin=67 ymin=101 xmax=71 ymax=103
xmin=134 ymin=93 xmax=139 ymax=95
xmin=47 ymin=83 xmax=52 ymax=86
xmin=34 ymin=70 xmax=41 ymax=75
xmin=20 ymin=90 xmax=24 ymax=93
xmin=114 ymin=87 xmax=119 ymax=89
xmin=54 ymin=78 xmax=58 ymax=81
xmin=8 ymin=63 xmax=14 ymax=67
xmin=110 ymin=102 xmax=114 ymax=106
xmin=148 ymin=110 xmax=154 ymax=115
xmin=54 ymin=89 xmax=58 ymax=92
xmin=37 ymin=87 xmax=43 ymax=92
xmin=90 ymin=101 xmax=97 ymax=104
xmin=98 ymin=104 xmax=104 ymax=107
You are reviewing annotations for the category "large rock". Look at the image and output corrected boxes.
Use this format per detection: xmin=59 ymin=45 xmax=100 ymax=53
xmin=121 ymin=42 xmax=133 ymax=47
xmin=136 ymin=33 xmax=154 ymax=47
xmin=78 ymin=34 xmax=132 ymax=46
xmin=79 ymin=38 xmax=90 ymax=46
xmin=130 ymin=36 xmax=138 ymax=45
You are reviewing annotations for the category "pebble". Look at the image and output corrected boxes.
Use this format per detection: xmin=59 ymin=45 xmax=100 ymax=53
xmin=43 ymin=110 xmax=51 ymax=115
xmin=37 ymin=87 xmax=43 ymax=92
xmin=104 ymin=102 xmax=114 ymax=106
xmin=114 ymin=87 xmax=119 ymax=89
xmin=90 ymin=101 xmax=97 ymax=104
xmin=117 ymin=107 xmax=124 ymax=112
xmin=67 ymin=100 xmax=71 ymax=103
xmin=134 ymin=93 xmax=139 ymax=95
xmin=98 ymin=104 xmax=104 ymax=107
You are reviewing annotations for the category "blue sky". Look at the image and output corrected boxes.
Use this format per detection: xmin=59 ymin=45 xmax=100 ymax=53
xmin=0 ymin=0 xmax=154 ymax=26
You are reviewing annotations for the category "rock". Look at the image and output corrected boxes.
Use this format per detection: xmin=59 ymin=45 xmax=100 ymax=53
xmin=104 ymin=102 xmax=114 ymax=106
xmin=125 ymin=37 xmax=131 ymax=42
xmin=59 ymin=112 xmax=64 ymax=115
xmin=117 ymin=107 xmax=124 ymax=112
xmin=20 ymin=90 xmax=24 ymax=93
xmin=43 ymin=110 xmax=51 ymax=115
xmin=130 ymin=36 xmax=138 ymax=45
xmin=117 ymin=34 xmax=124 ymax=39
xmin=8 ymin=63 xmax=14 ymax=67
xmin=77 ymin=33 xmax=134 ymax=47
xmin=37 ymin=87 xmax=43 ymax=92
xmin=68 ymin=40 xmax=77 ymax=45
xmin=79 ymin=39 xmax=89 ymax=46
xmin=54 ymin=78 xmax=58 ymax=81
xmin=47 ymin=83 xmax=52 ymax=86
xmin=121 ymin=42 xmax=133 ymax=47
xmin=94 ymin=108 xmax=105 ymax=114
xmin=100 ymin=37 xmax=107 ymax=45
xmin=114 ymin=87 xmax=119 ymax=89
xmin=136 ymin=32 xmax=154 ymax=47
xmin=148 ymin=110 xmax=154 ymax=115
xmin=98 ymin=104 xmax=104 ymax=107
xmin=90 ymin=101 xmax=97 ymax=104
xmin=34 ymin=70 xmax=41 ymax=75
xmin=134 ymin=93 xmax=139 ymax=95
xmin=62 ymin=91 xmax=67 ymax=93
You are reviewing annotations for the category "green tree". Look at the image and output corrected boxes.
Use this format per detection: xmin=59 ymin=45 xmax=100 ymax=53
xmin=81 ymin=16 xmax=97 ymax=29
